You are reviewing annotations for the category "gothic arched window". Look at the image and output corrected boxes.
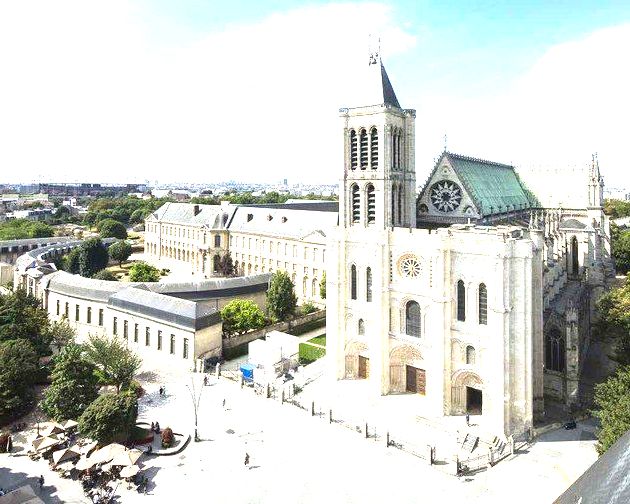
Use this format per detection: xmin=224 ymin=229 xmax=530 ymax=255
xmin=370 ymin=127 xmax=378 ymax=169
xmin=545 ymin=328 xmax=566 ymax=372
xmin=391 ymin=184 xmax=397 ymax=226
xmin=478 ymin=283 xmax=487 ymax=325
xmin=350 ymin=265 xmax=357 ymax=300
xmin=350 ymin=129 xmax=357 ymax=170
xmin=466 ymin=345 xmax=476 ymax=365
xmin=358 ymin=319 xmax=365 ymax=335
xmin=397 ymin=186 xmax=403 ymax=225
xmin=571 ymin=236 xmax=579 ymax=276
xmin=391 ymin=129 xmax=397 ymax=170
xmin=366 ymin=267 xmax=372 ymax=302
xmin=366 ymin=184 xmax=375 ymax=224
xmin=457 ymin=280 xmax=466 ymax=321
xmin=351 ymin=184 xmax=360 ymax=224
xmin=360 ymin=129 xmax=368 ymax=169
xmin=405 ymin=300 xmax=421 ymax=338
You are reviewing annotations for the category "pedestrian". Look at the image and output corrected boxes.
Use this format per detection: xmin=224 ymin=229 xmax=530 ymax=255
xmin=155 ymin=421 xmax=160 ymax=433
xmin=151 ymin=422 xmax=155 ymax=432
xmin=38 ymin=475 xmax=44 ymax=491
xmin=203 ymin=375 xmax=208 ymax=386
xmin=465 ymin=413 xmax=470 ymax=427
xmin=0 ymin=488 xmax=5 ymax=496
xmin=222 ymin=398 xmax=226 ymax=409
xmin=159 ymin=387 xmax=163 ymax=396
xmin=244 ymin=452 xmax=250 ymax=467
xmin=162 ymin=385 xmax=166 ymax=395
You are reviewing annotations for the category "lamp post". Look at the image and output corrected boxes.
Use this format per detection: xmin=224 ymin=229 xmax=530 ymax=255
xmin=186 ymin=375 xmax=204 ymax=442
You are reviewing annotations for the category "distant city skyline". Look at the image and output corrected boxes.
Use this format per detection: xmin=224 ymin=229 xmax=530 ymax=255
xmin=1 ymin=1 xmax=629 ymax=186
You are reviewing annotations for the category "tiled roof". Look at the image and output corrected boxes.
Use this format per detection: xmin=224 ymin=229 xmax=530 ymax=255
xmin=150 ymin=202 xmax=235 ymax=228
xmin=444 ymin=152 xmax=534 ymax=216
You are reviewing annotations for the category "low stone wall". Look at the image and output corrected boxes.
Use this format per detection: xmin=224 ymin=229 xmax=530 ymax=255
xmin=222 ymin=309 xmax=326 ymax=350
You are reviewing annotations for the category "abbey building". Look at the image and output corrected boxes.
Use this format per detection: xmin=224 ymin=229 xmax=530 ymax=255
xmin=326 ymin=54 xmax=612 ymax=437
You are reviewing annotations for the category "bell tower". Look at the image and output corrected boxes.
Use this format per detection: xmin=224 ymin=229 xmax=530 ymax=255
xmin=339 ymin=52 xmax=416 ymax=231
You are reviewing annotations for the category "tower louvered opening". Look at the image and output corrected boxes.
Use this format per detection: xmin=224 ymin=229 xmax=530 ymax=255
xmin=360 ymin=129 xmax=368 ymax=169
xmin=350 ymin=129 xmax=357 ymax=169
xmin=351 ymin=184 xmax=360 ymax=223
xmin=367 ymin=184 xmax=376 ymax=224
xmin=370 ymin=128 xmax=378 ymax=169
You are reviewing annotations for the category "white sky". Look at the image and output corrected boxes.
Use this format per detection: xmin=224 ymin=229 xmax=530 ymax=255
xmin=0 ymin=2 xmax=627 ymax=187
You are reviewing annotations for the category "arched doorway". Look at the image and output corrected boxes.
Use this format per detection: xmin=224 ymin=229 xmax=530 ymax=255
xmin=389 ymin=345 xmax=424 ymax=394
xmin=452 ymin=371 xmax=483 ymax=415
xmin=571 ymin=236 xmax=579 ymax=276
xmin=344 ymin=340 xmax=368 ymax=379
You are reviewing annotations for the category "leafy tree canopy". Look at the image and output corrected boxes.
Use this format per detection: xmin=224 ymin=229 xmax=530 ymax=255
xmin=84 ymin=334 xmax=142 ymax=392
xmin=78 ymin=391 xmax=138 ymax=444
xmin=320 ymin=272 xmax=326 ymax=300
xmin=593 ymin=365 xmax=630 ymax=455
xmin=0 ymin=219 xmax=54 ymax=240
xmin=93 ymin=269 xmax=118 ymax=281
xmin=78 ymin=238 xmax=109 ymax=278
xmin=217 ymin=253 xmax=234 ymax=277
xmin=128 ymin=262 xmax=160 ymax=282
xmin=46 ymin=318 xmax=76 ymax=349
xmin=604 ymin=199 xmax=630 ymax=219
xmin=266 ymin=271 xmax=297 ymax=321
xmin=0 ymin=288 xmax=51 ymax=355
xmin=0 ymin=339 xmax=38 ymax=424
xmin=220 ymin=299 xmax=266 ymax=337
xmin=41 ymin=344 xmax=99 ymax=422
xmin=109 ymin=240 xmax=132 ymax=267
xmin=98 ymin=219 xmax=128 ymax=239
xmin=595 ymin=277 xmax=630 ymax=366
xmin=611 ymin=223 xmax=630 ymax=275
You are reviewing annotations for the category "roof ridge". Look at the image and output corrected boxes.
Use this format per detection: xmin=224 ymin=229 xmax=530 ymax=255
xmin=446 ymin=151 xmax=514 ymax=169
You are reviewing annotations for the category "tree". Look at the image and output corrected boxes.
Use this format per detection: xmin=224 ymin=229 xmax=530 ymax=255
xmin=41 ymin=344 xmax=99 ymax=421
xmin=320 ymin=272 xmax=326 ymax=299
xmin=0 ymin=339 xmax=38 ymax=423
xmin=611 ymin=224 xmax=630 ymax=275
xmin=0 ymin=288 xmax=51 ymax=356
xmin=593 ymin=366 xmax=630 ymax=455
xmin=108 ymin=240 xmax=132 ymax=267
xmin=46 ymin=319 xmax=76 ymax=349
xmin=93 ymin=270 xmax=118 ymax=281
xmin=84 ymin=335 xmax=142 ymax=392
xmin=63 ymin=248 xmax=81 ymax=274
xmin=78 ymin=391 xmax=138 ymax=444
xmin=595 ymin=277 xmax=630 ymax=365
xmin=217 ymin=253 xmax=234 ymax=276
xmin=220 ymin=299 xmax=266 ymax=337
xmin=266 ymin=271 xmax=297 ymax=321
xmin=99 ymin=219 xmax=128 ymax=239
xmin=78 ymin=238 xmax=109 ymax=278
xmin=128 ymin=262 xmax=161 ymax=282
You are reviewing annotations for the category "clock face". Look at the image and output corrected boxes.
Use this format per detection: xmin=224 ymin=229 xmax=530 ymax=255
xmin=430 ymin=180 xmax=463 ymax=213
xmin=397 ymin=254 xmax=421 ymax=278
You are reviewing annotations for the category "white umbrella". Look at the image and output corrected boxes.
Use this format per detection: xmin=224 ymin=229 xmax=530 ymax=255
xmin=33 ymin=436 xmax=61 ymax=452
xmin=110 ymin=448 xmax=143 ymax=466
xmin=119 ymin=465 xmax=139 ymax=478
xmin=41 ymin=422 xmax=65 ymax=437
xmin=79 ymin=440 xmax=98 ymax=456
xmin=75 ymin=456 xmax=98 ymax=471
xmin=52 ymin=447 xmax=81 ymax=466
xmin=90 ymin=443 xmax=127 ymax=465
xmin=61 ymin=419 xmax=79 ymax=431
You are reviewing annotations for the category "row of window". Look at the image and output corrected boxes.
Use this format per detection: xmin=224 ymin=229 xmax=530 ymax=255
xmin=350 ymin=265 xmax=372 ymax=301
xmin=57 ymin=300 xmax=104 ymax=326
xmin=350 ymin=184 xmax=376 ymax=225
xmin=456 ymin=280 xmax=487 ymax=325
xmin=113 ymin=317 xmax=189 ymax=359
xmin=350 ymin=128 xmax=378 ymax=170
xmin=231 ymin=236 xmax=325 ymax=263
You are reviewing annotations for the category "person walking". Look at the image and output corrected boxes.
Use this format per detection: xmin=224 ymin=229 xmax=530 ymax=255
xmin=465 ymin=413 xmax=470 ymax=427
xmin=38 ymin=475 xmax=44 ymax=491
xmin=244 ymin=452 xmax=250 ymax=467
xmin=222 ymin=398 xmax=226 ymax=410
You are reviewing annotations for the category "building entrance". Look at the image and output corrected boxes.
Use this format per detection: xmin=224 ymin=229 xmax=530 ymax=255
xmin=358 ymin=356 xmax=370 ymax=379
xmin=405 ymin=366 xmax=426 ymax=394
xmin=466 ymin=386 xmax=482 ymax=414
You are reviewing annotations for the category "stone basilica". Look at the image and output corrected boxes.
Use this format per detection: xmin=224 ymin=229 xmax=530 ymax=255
xmin=326 ymin=54 xmax=613 ymax=437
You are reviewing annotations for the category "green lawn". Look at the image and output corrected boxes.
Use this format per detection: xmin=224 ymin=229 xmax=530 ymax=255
xmin=299 ymin=343 xmax=326 ymax=364
xmin=307 ymin=334 xmax=326 ymax=347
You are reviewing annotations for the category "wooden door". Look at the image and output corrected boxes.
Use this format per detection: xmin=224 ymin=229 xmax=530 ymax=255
xmin=358 ymin=356 xmax=370 ymax=379
xmin=406 ymin=366 xmax=426 ymax=395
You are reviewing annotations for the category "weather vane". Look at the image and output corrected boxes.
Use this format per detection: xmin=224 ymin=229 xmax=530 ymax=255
xmin=368 ymin=34 xmax=380 ymax=65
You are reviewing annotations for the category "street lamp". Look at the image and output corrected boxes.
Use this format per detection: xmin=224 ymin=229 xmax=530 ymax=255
xmin=186 ymin=375 xmax=204 ymax=442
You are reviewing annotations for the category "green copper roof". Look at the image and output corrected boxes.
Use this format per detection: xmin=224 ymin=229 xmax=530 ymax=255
xmin=444 ymin=152 xmax=534 ymax=216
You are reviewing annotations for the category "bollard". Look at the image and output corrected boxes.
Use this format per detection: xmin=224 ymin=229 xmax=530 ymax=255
xmin=385 ymin=431 xmax=390 ymax=447
xmin=311 ymin=401 xmax=315 ymax=417
xmin=215 ymin=363 xmax=220 ymax=379
xmin=329 ymin=409 xmax=332 ymax=424
xmin=281 ymin=390 xmax=285 ymax=404
xmin=266 ymin=383 xmax=271 ymax=399
xmin=364 ymin=422 xmax=369 ymax=439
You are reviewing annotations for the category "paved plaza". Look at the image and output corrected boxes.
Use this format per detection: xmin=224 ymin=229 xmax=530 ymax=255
xmin=1 ymin=367 xmax=598 ymax=503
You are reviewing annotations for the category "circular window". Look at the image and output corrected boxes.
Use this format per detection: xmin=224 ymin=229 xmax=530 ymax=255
xmin=397 ymin=254 xmax=421 ymax=278
xmin=430 ymin=180 xmax=463 ymax=213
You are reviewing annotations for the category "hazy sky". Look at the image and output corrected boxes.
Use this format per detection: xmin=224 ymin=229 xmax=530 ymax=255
xmin=1 ymin=1 xmax=629 ymax=187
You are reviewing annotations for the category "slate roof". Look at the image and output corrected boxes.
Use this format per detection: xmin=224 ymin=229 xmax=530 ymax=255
xmin=443 ymin=152 xmax=534 ymax=217
xmin=343 ymin=59 xmax=403 ymax=109
xmin=108 ymin=286 xmax=220 ymax=330
xmin=148 ymin=202 xmax=235 ymax=228
xmin=559 ymin=218 xmax=588 ymax=230
xmin=379 ymin=62 xmax=401 ymax=108
xmin=554 ymin=428 xmax=630 ymax=504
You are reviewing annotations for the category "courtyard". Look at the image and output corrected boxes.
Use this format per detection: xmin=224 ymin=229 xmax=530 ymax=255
xmin=1 ymin=365 xmax=598 ymax=503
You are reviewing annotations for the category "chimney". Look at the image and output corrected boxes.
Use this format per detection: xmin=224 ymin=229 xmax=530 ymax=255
xmin=193 ymin=204 xmax=200 ymax=216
